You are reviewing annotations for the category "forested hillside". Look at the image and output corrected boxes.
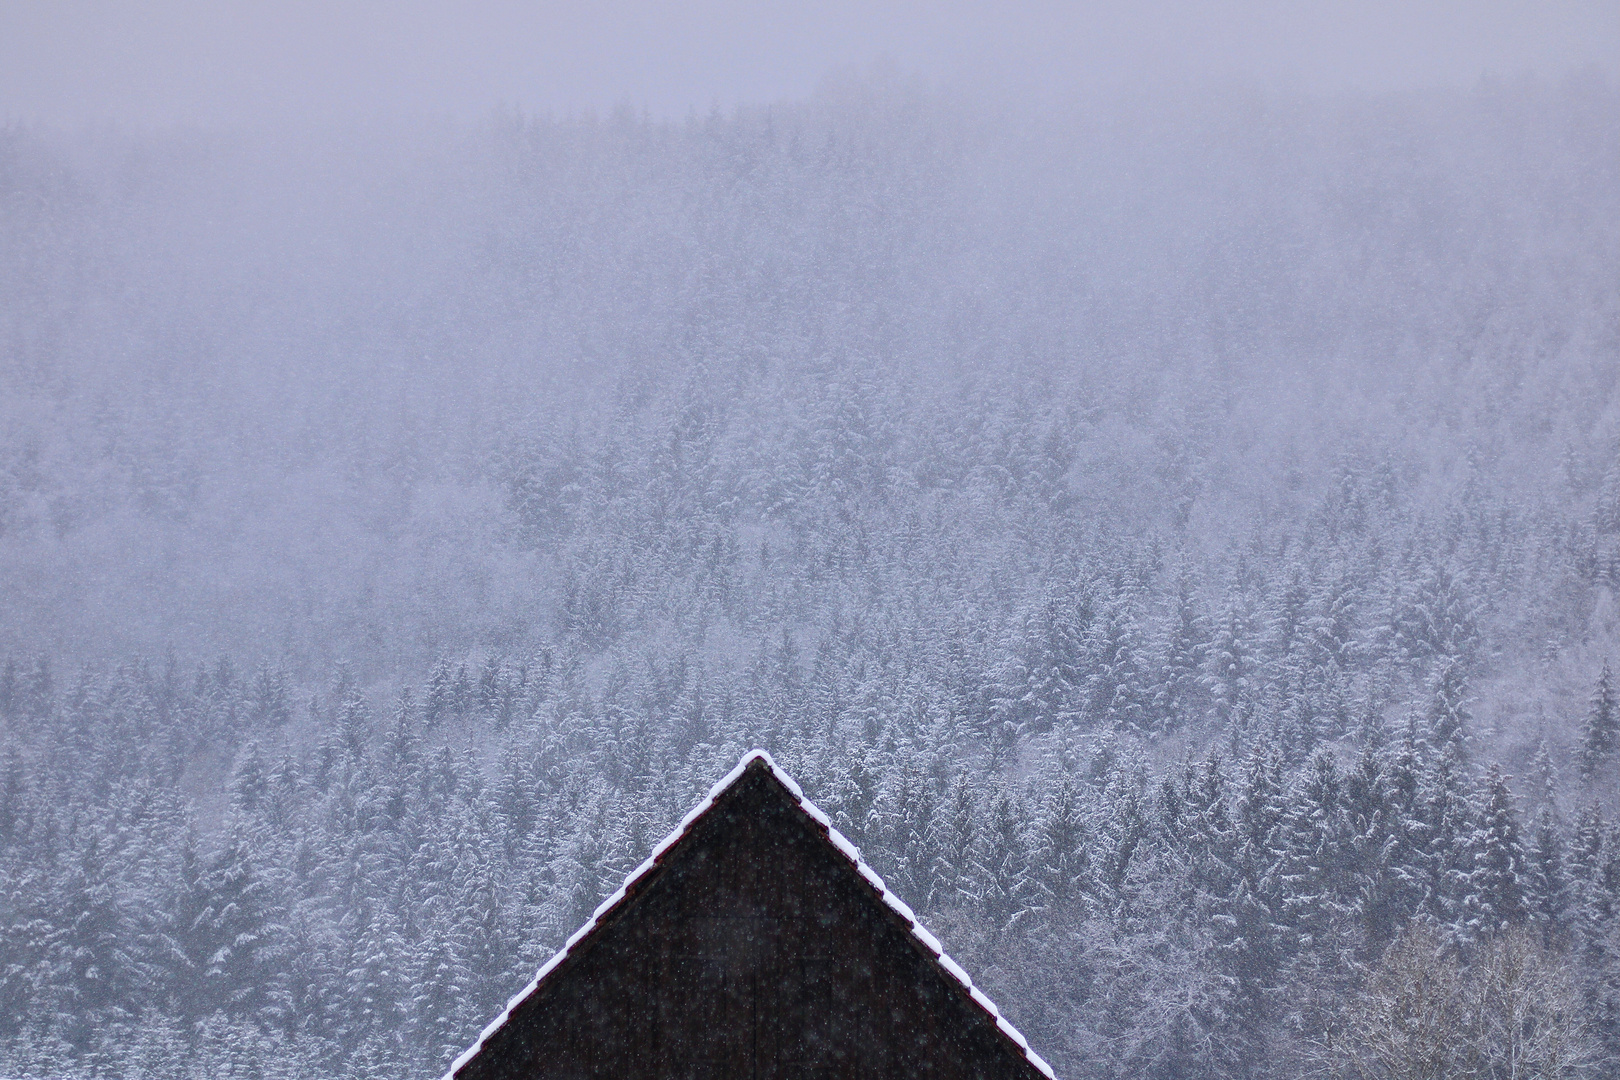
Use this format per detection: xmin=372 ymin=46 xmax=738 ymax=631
xmin=2 ymin=74 xmax=1619 ymax=1078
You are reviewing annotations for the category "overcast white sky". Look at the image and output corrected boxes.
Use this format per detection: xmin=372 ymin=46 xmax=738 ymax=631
xmin=1 ymin=0 xmax=1616 ymax=127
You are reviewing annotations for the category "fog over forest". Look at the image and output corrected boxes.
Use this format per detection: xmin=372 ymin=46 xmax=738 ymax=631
xmin=2 ymin=37 xmax=1620 ymax=1080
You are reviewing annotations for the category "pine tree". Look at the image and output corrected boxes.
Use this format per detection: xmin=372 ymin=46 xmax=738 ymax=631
xmin=1464 ymin=764 xmax=1528 ymax=939
xmin=1100 ymin=775 xmax=1148 ymax=896
xmin=24 ymin=655 xmax=53 ymax=722
xmin=1151 ymin=573 xmax=1207 ymax=732
xmin=1343 ymin=747 xmax=1406 ymax=950
xmin=407 ymin=815 xmax=489 ymax=1072
xmin=1530 ymin=738 xmax=1559 ymax=810
xmin=972 ymin=786 xmax=1034 ymax=935
xmin=1307 ymin=568 xmax=1359 ymax=673
xmin=1281 ymin=750 xmax=1351 ymax=960
xmin=0 ymin=745 xmax=27 ymax=846
xmin=451 ymin=662 xmax=475 ymax=720
xmin=342 ymin=902 xmax=408 ymax=1069
xmin=1525 ymin=806 xmax=1567 ymax=950
xmin=1030 ymin=770 xmax=1091 ymax=916
xmin=1203 ymin=597 xmax=1255 ymax=731
xmin=1416 ymin=743 xmax=1475 ymax=937
xmin=870 ymin=755 xmax=939 ymax=906
xmin=230 ymin=741 xmax=271 ymax=819
xmin=1226 ymin=749 xmax=1291 ymax=1039
xmin=424 ymin=659 xmax=453 ymax=729
xmin=1579 ymin=660 xmax=1618 ymax=781
xmin=1178 ymin=756 xmax=1236 ymax=893
xmin=332 ymin=664 xmax=371 ymax=760
xmin=929 ymin=771 xmax=979 ymax=907
xmin=823 ymin=748 xmax=879 ymax=848
xmin=410 ymin=917 xmax=470 ymax=1070
xmin=248 ymin=665 xmax=290 ymax=729
xmin=188 ymin=828 xmax=287 ymax=1020
xmin=1261 ymin=561 xmax=1312 ymax=671
xmin=1427 ymin=655 xmax=1471 ymax=753
xmin=43 ymin=821 xmax=152 ymax=1046
xmin=388 ymin=687 xmax=420 ymax=779
xmin=1568 ymin=805 xmax=1608 ymax=933
xmin=1596 ymin=455 xmax=1620 ymax=534
xmin=275 ymin=900 xmax=343 ymax=1048
xmin=0 ymin=656 xmax=17 ymax=719
xmin=1391 ymin=564 xmax=1479 ymax=670
xmin=478 ymin=654 xmax=505 ymax=723
xmin=1164 ymin=754 xmax=1259 ymax=1074
xmin=1088 ymin=594 xmax=1151 ymax=732
xmin=993 ymin=595 xmax=1086 ymax=736
xmin=206 ymin=655 xmax=240 ymax=743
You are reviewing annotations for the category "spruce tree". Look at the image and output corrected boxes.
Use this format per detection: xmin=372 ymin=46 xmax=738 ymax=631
xmin=191 ymin=828 xmax=286 ymax=1020
xmin=0 ymin=745 xmax=26 ymax=846
xmin=1340 ymin=749 xmax=1395 ymax=949
xmin=994 ymin=596 xmax=1085 ymax=736
xmin=424 ymin=659 xmax=453 ymax=729
xmin=1087 ymin=593 xmax=1149 ymax=732
xmin=1579 ymin=660 xmax=1618 ymax=781
xmin=1227 ymin=749 xmax=1290 ymax=1038
xmin=1530 ymin=738 xmax=1559 ymax=810
xmin=248 ymin=665 xmax=290 ymax=729
xmin=1465 ymin=764 xmax=1528 ymax=939
xmin=1418 ymin=744 xmax=1475 ymax=936
xmin=1525 ymin=806 xmax=1567 ymax=949
xmin=0 ymin=657 xmax=16 ymax=719
xmin=1427 ymin=655 xmax=1471 ymax=753
xmin=24 ymin=655 xmax=53 ymax=722
xmin=1282 ymin=749 xmax=1349 ymax=957
xmin=1100 ymin=778 xmax=1147 ymax=895
xmin=972 ymin=786 xmax=1034 ymax=934
xmin=1030 ymin=770 xmax=1091 ymax=915
xmin=1151 ymin=572 xmax=1207 ymax=732
xmin=1307 ymin=569 xmax=1359 ymax=673
xmin=930 ymin=772 xmax=980 ymax=907
xmin=1203 ymin=597 xmax=1254 ymax=731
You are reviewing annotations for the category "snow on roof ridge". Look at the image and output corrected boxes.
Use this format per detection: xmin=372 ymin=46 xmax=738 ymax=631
xmin=444 ymin=749 xmax=1056 ymax=1080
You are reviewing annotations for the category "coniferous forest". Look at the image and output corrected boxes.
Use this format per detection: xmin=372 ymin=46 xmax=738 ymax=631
xmin=2 ymin=75 xmax=1619 ymax=1077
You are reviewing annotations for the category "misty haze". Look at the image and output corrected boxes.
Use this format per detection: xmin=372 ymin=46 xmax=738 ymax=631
xmin=1 ymin=3 xmax=1619 ymax=1078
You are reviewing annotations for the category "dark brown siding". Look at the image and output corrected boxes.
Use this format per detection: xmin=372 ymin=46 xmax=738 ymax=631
xmin=455 ymin=762 xmax=1044 ymax=1080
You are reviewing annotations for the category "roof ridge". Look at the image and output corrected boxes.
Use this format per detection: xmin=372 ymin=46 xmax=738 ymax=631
xmin=444 ymin=749 xmax=1056 ymax=1080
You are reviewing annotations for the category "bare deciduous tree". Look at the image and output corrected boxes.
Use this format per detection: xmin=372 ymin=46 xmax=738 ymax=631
xmin=1320 ymin=923 xmax=1596 ymax=1079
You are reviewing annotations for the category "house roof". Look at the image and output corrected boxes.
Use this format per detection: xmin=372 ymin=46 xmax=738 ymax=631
xmin=445 ymin=749 xmax=1055 ymax=1080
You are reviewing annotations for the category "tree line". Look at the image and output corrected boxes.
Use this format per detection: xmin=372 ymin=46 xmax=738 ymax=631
xmin=0 ymin=631 xmax=1616 ymax=1077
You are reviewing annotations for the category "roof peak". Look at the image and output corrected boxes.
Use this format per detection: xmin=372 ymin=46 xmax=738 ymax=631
xmin=446 ymin=748 xmax=1055 ymax=1080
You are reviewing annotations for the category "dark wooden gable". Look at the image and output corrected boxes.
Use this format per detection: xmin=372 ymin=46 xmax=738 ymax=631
xmin=447 ymin=753 xmax=1054 ymax=1080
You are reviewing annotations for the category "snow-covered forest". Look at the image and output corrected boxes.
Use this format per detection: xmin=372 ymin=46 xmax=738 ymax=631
xmin=2 ymin=73 xmax=1619 ymax=1077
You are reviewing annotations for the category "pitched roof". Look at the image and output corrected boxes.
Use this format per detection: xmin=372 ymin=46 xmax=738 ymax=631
xmin=446 ymin=749 xmax=1056 ymax=1079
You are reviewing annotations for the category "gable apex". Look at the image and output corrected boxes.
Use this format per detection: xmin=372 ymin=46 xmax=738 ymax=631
xmin=446 ymin=750 xmax=1056 ymax=1079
